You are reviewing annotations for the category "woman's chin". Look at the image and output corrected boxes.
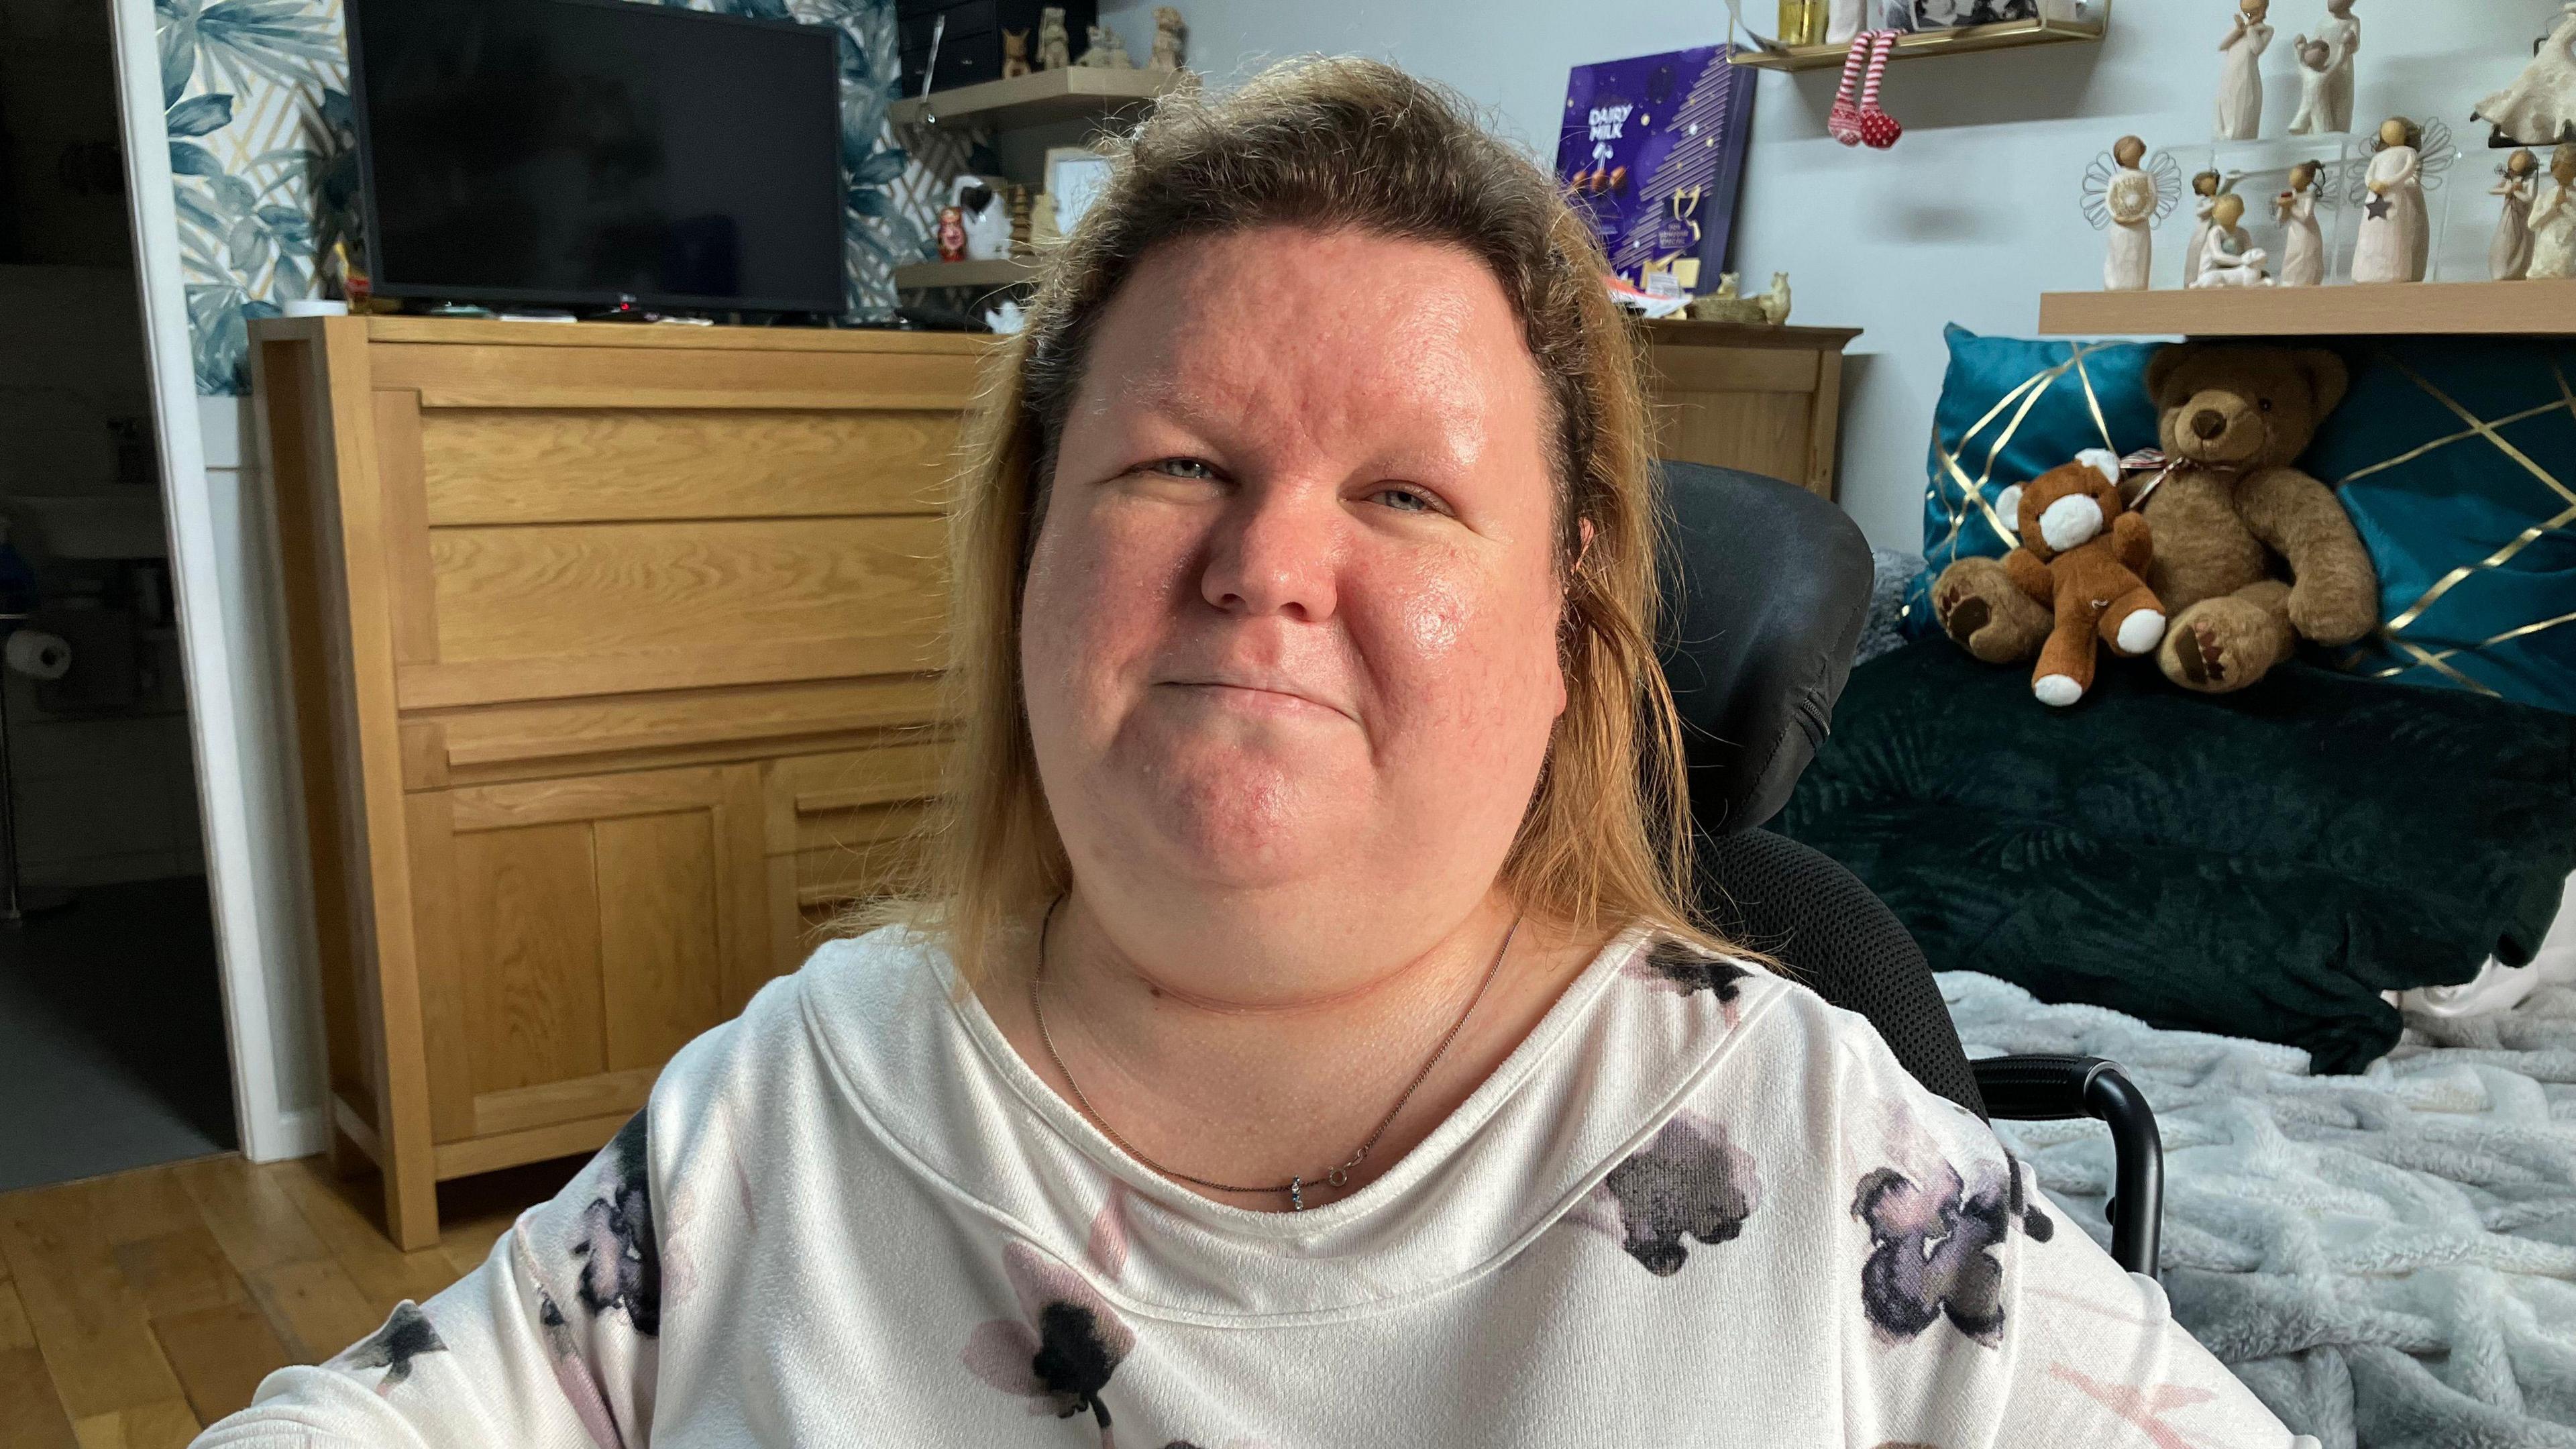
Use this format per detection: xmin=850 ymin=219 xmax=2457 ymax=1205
xmin=1091 ymin=743 xmax=1363 ymax=888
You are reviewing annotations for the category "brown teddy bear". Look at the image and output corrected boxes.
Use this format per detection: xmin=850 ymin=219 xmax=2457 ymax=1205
xmin=2002 ymin=451 xmax=2165 ymax=708
xmin=1935 ymin=344 xmax=2378 ymax=694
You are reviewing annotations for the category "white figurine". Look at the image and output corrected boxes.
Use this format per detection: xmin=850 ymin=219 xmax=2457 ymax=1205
xmin=1034 ymin=6 xmax=1071 ymax=70
xmin=1149 ymin=7 xmax=1185 ymax=70
xmin=2192 ymin=193 xmax=2272 ymax=287
xmin=2083 ymin=136 xmax=2174 ymax=292
xmin=2353 ymin=117 xmax=2426 ymax=284
xmin=1826 ymin=0 xmax=1866 ymax=44
xmin=951 ymin=176 xmax=1014 ymax=262
xmin=1075 ymin=23 xmax=1135 ymax=68
xmin=2477 ymin=5 xmax=2576 ymax=148
xmin=2532 ymin=144 xmax=2576 ymax=278
xmin=2182 ymin=171 xmax=2226 ymax=288
xmin=2287 ymin=36 xmax=2337 ymax=137
xmin=2494 ymin=148 xmax=2541 ymax=280
xmin=2308 ymin=0 xmax=2361 ymax=134
xmin=2277 ymin=161 xmax=2326 ymax=286
xmin=2215 ymin=0 xmax=2274 ymax=142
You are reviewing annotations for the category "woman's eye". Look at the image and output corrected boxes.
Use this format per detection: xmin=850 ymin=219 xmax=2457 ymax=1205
xmin=1372 ymin=486 xmax=1444 ymax=515
xmin=1147 ymin=458 xmax=1217 ymax=480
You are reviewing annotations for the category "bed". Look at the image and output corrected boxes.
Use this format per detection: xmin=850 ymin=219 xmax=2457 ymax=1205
xmin=1799 ymin=563 xmax=2576 ymax=1445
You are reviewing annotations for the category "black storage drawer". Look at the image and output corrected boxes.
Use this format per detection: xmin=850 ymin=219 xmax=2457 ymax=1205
xmin=894 ymin=0 xmax=1096 ymax=98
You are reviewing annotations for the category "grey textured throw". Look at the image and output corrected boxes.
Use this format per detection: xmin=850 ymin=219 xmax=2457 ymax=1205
xmin=1943 ymin=972 xmax=2576 ymax=1449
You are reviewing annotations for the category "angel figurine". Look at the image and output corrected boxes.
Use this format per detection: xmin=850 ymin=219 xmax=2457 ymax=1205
xmin=2353 ymin=116 xmax=2443 ymax=284
xmin=2532 ymin=144 xmax=2576 ymax=278
xmin=2476 ymin=5 xmax=2576 ymax=148
xmin=2084 ymin=136 xmax=2179 ymax=292
xmin=2215 ymin=0 xmax=2274 ymax=142
xmin=2276 ymin=160 xmax=2326 ymax=286
xmin=2495 ymin=148 xmax=2541 ymax=281
xmin=2192 ymin=193 xmax=2271 ymax=288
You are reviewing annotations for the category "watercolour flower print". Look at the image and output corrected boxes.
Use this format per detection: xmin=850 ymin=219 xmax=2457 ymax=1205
xmin=1572 ymin=1110 xmax=1762 ymax=1276
xmin=1626 ymin=938 xmax=1754 ymax=1026
xmin=964 ymin=1240 xmax=1138 ymax=1435
xmin=330 ymin=1302 xmax=445 ymax=1392
xmin=572 ymin=1113 xmax=661 ymax=1336
xmin=1851 ymin=1155 xmax=2054 ymax=1347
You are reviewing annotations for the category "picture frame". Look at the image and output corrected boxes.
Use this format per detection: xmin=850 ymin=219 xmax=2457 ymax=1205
xmin=1913 ymin=0 xmax=2038 ymax=27
xmin=1044 ymin=147 xmax=1116 ymax=236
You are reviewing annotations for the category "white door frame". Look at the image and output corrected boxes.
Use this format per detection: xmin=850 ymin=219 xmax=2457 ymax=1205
xmin=106 ymin=0 xmax=319 ymax=1164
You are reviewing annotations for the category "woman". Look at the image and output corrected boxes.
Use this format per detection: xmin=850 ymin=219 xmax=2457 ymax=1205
xmin=197 ymin=59 xmax=2313 ymax=1448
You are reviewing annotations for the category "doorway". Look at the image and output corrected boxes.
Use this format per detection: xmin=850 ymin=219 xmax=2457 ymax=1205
xmin=0 ymin=0 xmax=235 ymax=1192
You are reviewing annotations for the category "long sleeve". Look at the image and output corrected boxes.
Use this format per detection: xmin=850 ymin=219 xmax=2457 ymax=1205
xmin=193 ymin=1113 xmax=664 ymax=1449
xmin=1830 ymin=1025 xmax=2317 ymax=1449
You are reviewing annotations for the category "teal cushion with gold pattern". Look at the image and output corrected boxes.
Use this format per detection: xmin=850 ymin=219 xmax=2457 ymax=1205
xmin=1899 ymin=325 xmax=2165 ymax=638
xmin=2306 ymin=339 xmax=2576 ymax=714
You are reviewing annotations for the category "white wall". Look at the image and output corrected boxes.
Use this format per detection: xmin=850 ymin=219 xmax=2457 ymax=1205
xmin=1101 ymin=0 xmax=2556 ymax=549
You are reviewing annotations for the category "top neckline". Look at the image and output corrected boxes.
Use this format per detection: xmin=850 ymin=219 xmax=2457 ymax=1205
xmin=795 ymin=922 xmax=1776 ymax=1324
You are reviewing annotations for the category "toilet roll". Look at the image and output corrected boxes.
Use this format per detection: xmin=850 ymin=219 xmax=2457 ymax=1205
xmin=6 ymin=629 xmax=70 ymax=681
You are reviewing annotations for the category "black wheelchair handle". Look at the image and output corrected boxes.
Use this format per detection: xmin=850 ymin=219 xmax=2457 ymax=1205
xmin=1969 ymin=1054 xmax=2163 ymax=1280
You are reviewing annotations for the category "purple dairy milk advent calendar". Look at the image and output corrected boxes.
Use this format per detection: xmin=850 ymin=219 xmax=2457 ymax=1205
xmin=1556 ymin=46 xmax=1757 ymax=294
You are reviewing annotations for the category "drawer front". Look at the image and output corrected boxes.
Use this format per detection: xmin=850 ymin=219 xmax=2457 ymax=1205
xmin=419 ymin=513 xmax=947 ymax=700
xmin=419 ymin=408 xmax=959 ymax=525
xmin=366 ymin=342 xmax=975 ymax=711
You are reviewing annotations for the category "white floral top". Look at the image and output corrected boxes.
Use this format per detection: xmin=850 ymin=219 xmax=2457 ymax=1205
xmin=197 ymin=926 xmax=2316 ymax=1448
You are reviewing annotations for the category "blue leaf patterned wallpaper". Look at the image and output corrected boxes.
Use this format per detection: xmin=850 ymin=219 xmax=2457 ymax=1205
xmin=154 ymin=0 xmax=936 ymax=396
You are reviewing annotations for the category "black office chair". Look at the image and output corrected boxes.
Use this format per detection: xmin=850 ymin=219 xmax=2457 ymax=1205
xmin=1652 ymin=461 xmax=2164 ymax=1279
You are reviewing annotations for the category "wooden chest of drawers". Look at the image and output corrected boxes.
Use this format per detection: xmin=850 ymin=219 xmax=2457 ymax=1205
xmin=250 ymin=317 xmax=987 ymax=1246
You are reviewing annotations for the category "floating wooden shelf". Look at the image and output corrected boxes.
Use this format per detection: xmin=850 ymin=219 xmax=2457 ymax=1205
xmin=1641 ymin=318 xmax=1864 ymax=351
xmin=2039 ymin=279 xmax=2576 ymax=337
xmin=894 ymin=257 xmax=1041 ymax=290
xmin=1731 ymin=7 xmax=2109 ymax=71
xmin=889 ymin=66 xmax=1189 ymax=127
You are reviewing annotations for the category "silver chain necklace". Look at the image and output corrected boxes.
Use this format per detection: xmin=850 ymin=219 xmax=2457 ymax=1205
xmin=1028 ymin=900 xmax=1520 ymax=1212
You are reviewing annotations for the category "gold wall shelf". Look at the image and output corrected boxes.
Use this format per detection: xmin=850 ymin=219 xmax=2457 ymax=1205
xmin=1731 ymin=7 xmax=2109 ymax=72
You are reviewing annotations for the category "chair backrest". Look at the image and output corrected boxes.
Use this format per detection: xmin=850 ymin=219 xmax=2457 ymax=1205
xmin=1654 ymin=462 xmax=1987 ymax=1119
xmin=1652 ymin=463 xmax=1874 ymax=835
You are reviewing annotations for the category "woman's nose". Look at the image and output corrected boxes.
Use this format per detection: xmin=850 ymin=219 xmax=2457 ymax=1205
xmin=1199 ymin=486 xmax=1338 ymax=622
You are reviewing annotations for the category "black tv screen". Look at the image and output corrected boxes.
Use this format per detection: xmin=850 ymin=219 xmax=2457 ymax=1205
xmin=347 ymin=0 xmax=844 ymax=313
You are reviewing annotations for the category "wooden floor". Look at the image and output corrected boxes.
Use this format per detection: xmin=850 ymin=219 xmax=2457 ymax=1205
xmin=0 ymin=1151 xmax=581 ymax=1447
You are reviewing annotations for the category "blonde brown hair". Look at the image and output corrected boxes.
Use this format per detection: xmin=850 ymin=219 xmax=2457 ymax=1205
xmin=886 ymin=56 xmax=1731 ymax=983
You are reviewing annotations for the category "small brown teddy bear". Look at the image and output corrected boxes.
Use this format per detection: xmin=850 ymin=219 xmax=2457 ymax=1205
xmin=1936 ymin=344 xmax=2378 ymax=695
xmin=2004 ymin=451 xmax=2166 ymax=707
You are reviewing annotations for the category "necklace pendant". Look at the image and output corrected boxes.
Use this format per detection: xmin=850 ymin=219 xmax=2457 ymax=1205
xmin=1289 ymin=1177 xmax=1304 ymax=1212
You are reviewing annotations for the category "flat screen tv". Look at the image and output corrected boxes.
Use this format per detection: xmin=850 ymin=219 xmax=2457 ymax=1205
xmin=347 ymin=0 xmax=844 ymax=315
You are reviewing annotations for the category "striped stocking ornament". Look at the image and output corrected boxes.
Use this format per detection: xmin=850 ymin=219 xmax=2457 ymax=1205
xmin=1857 ymin=30 xmax=1903 ymax=149
xmin=1827 ymin=32 xmax=1871 ymax=146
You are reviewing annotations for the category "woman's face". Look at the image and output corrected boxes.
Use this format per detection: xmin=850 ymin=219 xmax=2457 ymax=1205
xmin=1020 ymin=227 xmax=1570 ymax=920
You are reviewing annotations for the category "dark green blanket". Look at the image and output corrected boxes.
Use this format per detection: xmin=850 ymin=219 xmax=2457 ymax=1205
xmin=1776 ymin=641 xmax=2576 ymax=1073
